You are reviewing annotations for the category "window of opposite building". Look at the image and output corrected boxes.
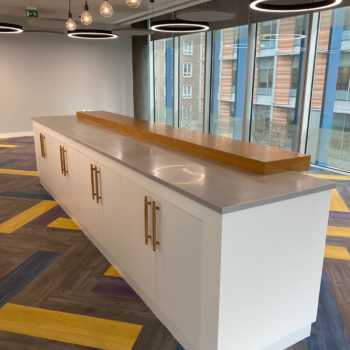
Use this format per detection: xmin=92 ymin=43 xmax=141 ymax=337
xmin=183 ymin=63 xmax=193 ymax=78
xmin=336 ymin=53 xmax=350 ymax=100
xmin=183 ymin=85 xmax=192 ymax=98
xmin=259 ymin=20 xmax=277 ymax=50
xmin=183 ymin=40 xmax=193 ymax=55
xmin=256 ymin=57 xmax=274 ymax=96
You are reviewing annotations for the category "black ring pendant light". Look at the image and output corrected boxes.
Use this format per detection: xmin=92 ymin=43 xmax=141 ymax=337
xmin=67 ymin=29 xmax=118 ymax=39
xmin=250 ymin=0 xmax=343 ymax=13
xmin=151 ymin=19 xmax=210 ymax=34
xmin=0 ymin=23 xmax=23 ymax=34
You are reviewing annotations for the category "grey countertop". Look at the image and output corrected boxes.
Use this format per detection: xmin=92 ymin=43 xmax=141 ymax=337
xmin=33 ymin=116 xmax=335 ymax=214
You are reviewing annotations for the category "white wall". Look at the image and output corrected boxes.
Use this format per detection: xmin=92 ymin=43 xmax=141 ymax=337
xmin=0 ymin=32 xmax=134 ymax=134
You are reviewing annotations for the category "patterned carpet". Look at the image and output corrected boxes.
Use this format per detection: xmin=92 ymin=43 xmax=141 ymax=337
xmin=0 ymin=137 xmax=349 ymax=350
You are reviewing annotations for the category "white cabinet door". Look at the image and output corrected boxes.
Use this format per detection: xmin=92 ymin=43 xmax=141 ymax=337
xmin=34 ymin=129 xmax=61 ymax=196
xmin=69 ymin=149 xmax=104 ymax=238
xmin=118 ymin=176 xmax=156 ymax=304
xmin=153 ymin=196 xmax=203 ymax=350
xmin=94 ymin=163 xmax=124 ymax=269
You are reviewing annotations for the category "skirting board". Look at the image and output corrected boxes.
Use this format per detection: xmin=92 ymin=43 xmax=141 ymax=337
xmin=0 ymin=132 xmax=34 ymax=139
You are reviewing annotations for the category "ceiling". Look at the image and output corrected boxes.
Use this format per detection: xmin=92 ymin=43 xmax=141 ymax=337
xmin=1 ymin=0 xmax=350 ymax=35
xmin=0 ymin=0 xmax=209 ymax=33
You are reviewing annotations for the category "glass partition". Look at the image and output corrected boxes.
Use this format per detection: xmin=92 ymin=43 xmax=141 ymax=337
xmin=250 ymin=15 xmax=308 ymax=151
xmin=307 ymin=7 xmax=350 ymax=171
xmin=154 ymin=38 xmax=174 ymax=126
xmin=178 ymin=33 xmax=207 ymax=131
xmin=210 ymin=25 xmax=248 ymax=139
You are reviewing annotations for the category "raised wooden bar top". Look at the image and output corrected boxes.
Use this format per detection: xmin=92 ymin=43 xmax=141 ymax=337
xmin=77 ymin=111 xmax=310 ymax=175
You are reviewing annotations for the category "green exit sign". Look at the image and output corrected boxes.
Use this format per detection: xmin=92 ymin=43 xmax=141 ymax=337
xmin=26 ymin=7 xmax=39 ymax=18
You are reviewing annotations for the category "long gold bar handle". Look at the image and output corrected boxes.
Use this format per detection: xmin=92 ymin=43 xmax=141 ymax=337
xmin=144 ymin=196 xmax=152 ymax=245
xmin=59 ymin=146 xmax=64 ymax=175
xmin=90 ymin=164 xmax=96 ymax=201
xmin=95 ymin=167 xmax=102 ymax=204
xmin=40 ymin=134 xmax=46 ymax=158
xmin=152 ymin=201 xmax=160 ymax=252
xmin=63 ymin=149 xmax=69 ymax=176
xmin=43 ymin=135 xmax=46 ymax=158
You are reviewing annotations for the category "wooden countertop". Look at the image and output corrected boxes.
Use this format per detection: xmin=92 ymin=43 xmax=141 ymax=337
xmin=77 ymin=111 xmax=310 ymax=175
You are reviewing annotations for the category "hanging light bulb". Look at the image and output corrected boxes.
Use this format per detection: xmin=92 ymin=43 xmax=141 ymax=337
xmin=100 ymin=0 xmax=114 ymax=17
xmin=126 ymin=0 xmax=142 ymax=9
xmin=81 ymin=1 xmax=93 ymax=26
xmin=66 ymin=13 xmax=77 ymax=31
xmin=65 ymin=0 xmax=77 ymax=31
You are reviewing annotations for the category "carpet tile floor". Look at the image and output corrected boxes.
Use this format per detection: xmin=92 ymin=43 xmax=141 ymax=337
xmin=0 ymin=137 xmax=349 ymax=349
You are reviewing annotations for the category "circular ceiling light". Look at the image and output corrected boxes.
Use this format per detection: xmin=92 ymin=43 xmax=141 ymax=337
xmin=249 ymin=0 xmax=343 ymax=13
xmin=67 ymin=29 xmax=118 ymax=39
xmin=0 ymin=23 xmax=23 ymax=34
xmin=151 ymin=20 xmax=210 ymax=34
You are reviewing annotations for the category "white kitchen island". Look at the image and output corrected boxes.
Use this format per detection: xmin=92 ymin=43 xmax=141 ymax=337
xmin=33 ymin=115 xmax=334 ymax=350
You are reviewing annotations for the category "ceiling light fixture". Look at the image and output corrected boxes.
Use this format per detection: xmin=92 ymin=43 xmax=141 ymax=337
xmin=0 ymin=23 xmax=23 ymax=34
xmin=100 ymin=0 xmax=114 ymax=17
xmin=67 ymin=29 xmax=118 ymax=39
xmin=250 ymin=0 xmax=343 ymax=13
xmin=81 ymin=1 xmax=93 ymax=25
xmin=151 ymin=19 xmax=210 ymax=34
xmin=65 ymin=0 xmax=77 ymax=32
xmin=126 ymin=0 xmax=142 ymax=9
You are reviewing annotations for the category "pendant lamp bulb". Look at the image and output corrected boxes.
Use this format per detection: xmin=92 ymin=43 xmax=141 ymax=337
xmin=66 ymin=0 xmax=77 ymax=32
xmin=100 ymin=0 xmax=114 ymax=17
xmin=81 ymin=0 xmax=93 ymax=26
xmin=126 ymin=0 xmax=142 ymax=9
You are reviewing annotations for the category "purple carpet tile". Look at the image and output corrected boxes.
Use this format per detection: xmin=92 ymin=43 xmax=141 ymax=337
xmin=93 ymin=277 xmax=141 ymax=300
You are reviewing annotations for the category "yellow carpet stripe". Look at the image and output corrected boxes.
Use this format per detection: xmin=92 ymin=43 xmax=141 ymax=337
xmin=0 ymin=169 xmax=38 ymax=177
xmin=0 ymin=200 xmax=57 ymax=234
xmin=325 ymin=245 xmax=350 ymax=261
xmin=48 ymin=217 xmax=80 ymax=231
xmin=0 ymin=303 xmax=142 ymax=350
xmin=0 ymin=144 xmax=17 ymax=149
xmin=330 ymin=189 xmax=349 ymax=212
xmin=304 ymin=173 xmax=350 ymax=181
xmin=104 ymin=266 xmax=122 ymax=278
xmin=328 ymin=226 xmax=350 ymax=238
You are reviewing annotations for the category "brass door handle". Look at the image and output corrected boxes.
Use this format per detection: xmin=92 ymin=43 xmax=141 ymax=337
xmin=152 ymin=201 xmax=160 ymax=252
xmin=40 ymin=134 xmax=46 ymax=158
xmin=94 ymin=167 xmax=102 ymax=204
xmin=90 ymin=164 xmax=97 ymax=201
xmin=59 ymin=146 xmax=64 ymax=175
xmin=144 ymin=196 xmax=152 ymax=245
xmin=63 ymin=149 xmax=68 ymax=176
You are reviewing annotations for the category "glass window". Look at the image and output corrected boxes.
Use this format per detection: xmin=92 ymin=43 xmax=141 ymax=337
xmin=257 ymin=57 xmax=274 ymax=95
xmin=154 ymin=38 xmax=174 ymax=126
xmin=210 ymin=25 xmax=248 ymax=139
xmin=307 ymin=8 xmax=350 ymax=170
xmin=179 ymin=33 xmax=206 ymax=131
xmin=183 ymin=85 xmax=193 ymax=98
xmin=183 ymin=39 xmax=193 ymax=55
xmin=183 ymin=63 xmax=193 ymax=78
xmin=260 ymin=21 xmax=277 ymax=50
xmin=250 ymin=15 xmax=308 ymax=151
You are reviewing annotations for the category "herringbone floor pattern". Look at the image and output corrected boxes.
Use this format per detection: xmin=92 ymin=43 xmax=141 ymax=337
xmin=0 ymin=137 xmax=348 ymax=349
